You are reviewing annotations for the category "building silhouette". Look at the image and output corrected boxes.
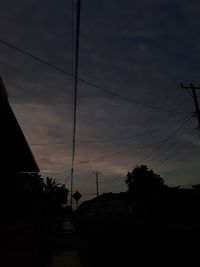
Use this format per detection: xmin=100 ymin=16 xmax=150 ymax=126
xmin=0 ymin=76 xmax=39 ymax=172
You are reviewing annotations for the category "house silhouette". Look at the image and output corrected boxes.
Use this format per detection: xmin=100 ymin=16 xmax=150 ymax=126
xmin=0 ymin=76 xmax=39 ymax=172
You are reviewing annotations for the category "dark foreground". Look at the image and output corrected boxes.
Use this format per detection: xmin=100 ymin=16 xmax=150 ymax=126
xmin=2 ymin=216 xmax=200 ymax=267
xmin=75 ymin=216 xmax=200 ymax=267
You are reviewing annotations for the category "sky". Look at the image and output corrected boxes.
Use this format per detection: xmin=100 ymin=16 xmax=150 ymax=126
xmin=0 ymin=0 xmax=200 ymax=201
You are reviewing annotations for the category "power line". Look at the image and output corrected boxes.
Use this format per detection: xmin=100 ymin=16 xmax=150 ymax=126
xmin=0 ymin=38 xmax=189 ymax=114
xmin=29 ymin=128 xmax=164 ymax=146
xmin=30 ymin=114 xmax=192 ymax=170
xmin=181 ymin=83 xmax=200 ymax=129
xmin=136 ymin=114 xmax=193 ymax=167
xmin=29 ymin=112 xmax=191 ymax=176
xmin=157 ymin=140 xmax=192 ymax=168
xmin=149 ymin=127 xmax=196 ymax=168
xmin=75 ymin=127 xmax=172 ymax=165
xmin=39 ymin=129 xmax=196 ymax=173
xmin=156 ymin=130 xmax=196 ymax=169
xmin=78 ymin=149 xmax=127 ymax=165
xmin=40 ymin=120 xmax=195 ymax=175
xmin=79 ymin=82 xmax=188 ymax=114
xmin=59 ymin=117 xmax=192 ymax=166
xmin=0 ymin=39 xmax=72 ymax=76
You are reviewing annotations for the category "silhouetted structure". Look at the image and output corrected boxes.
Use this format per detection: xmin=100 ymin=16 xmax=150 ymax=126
xmin=0 ymin=76 xmax=39 ymax=172
xmin=74 ymin=188 xmax=200 ymax=266
xmin=74 ymin=192 xmax=131 ymax=225
xmin=0 ymin=76 xmax=42 ymax=267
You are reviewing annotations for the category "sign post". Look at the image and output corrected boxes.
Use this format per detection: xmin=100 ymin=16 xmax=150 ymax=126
xmin=73 ymin=191 xmax=82 ymax=209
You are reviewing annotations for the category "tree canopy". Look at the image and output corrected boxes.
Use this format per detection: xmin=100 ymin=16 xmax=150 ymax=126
xmin=126 ymin=165 xmax=166 ymax=196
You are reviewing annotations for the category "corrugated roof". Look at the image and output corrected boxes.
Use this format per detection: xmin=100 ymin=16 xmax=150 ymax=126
xmin=0 ymin=76 xmax=39 ymax=172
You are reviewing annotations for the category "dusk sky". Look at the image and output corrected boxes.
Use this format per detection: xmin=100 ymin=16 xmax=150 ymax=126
xmin=0 ymin=0 xmax=200 ymax=200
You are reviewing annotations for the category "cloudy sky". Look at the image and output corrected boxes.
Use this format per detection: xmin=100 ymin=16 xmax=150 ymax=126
xmin=0 ymin=0 xmax=200 ymax=200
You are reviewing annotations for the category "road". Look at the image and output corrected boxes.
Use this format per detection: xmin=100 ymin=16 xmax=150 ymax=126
xmin=47 ymin=219 xmax=92 ymax=267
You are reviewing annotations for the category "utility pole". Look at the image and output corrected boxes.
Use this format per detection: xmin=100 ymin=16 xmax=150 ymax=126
xmin=70 ymin=0 xmax=81 ymax=210
xmin=93 ymin=171 xmax=100 ymax=197
xmin=181 ymin=83 xmax=200 ymax=129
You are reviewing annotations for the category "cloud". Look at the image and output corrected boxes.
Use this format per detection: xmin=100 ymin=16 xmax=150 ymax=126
xmin=0 ymin=0 xmax=200 ymax=198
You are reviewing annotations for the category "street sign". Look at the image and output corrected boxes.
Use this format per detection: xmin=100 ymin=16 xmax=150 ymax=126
xmin=73 ymin=191 xmax=82 ymax=202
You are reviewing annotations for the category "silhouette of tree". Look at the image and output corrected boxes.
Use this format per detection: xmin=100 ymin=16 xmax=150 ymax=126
xmin=44 ymin=177 xmax=61 ymax=192
xmin=192 ymin=184 xmax=200 ymax=190
xmin=44 ymin=177 xmax=68 ymax=206
xmin=126 ymin=165 xmax=166 ymax=198
xmin=41 ymin=177 xmax=69 ymax=231
xmin=28 ymin=173 xmax=46 ymax=192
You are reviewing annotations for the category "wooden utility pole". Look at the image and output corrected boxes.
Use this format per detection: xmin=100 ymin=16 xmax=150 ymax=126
xmin=93 ymin=171 xmax=100 ymax=197
xmin=181 ymin=83 xmax=200 ymax=129
xmin=71 ymin=0 xmax=81 ymax=210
